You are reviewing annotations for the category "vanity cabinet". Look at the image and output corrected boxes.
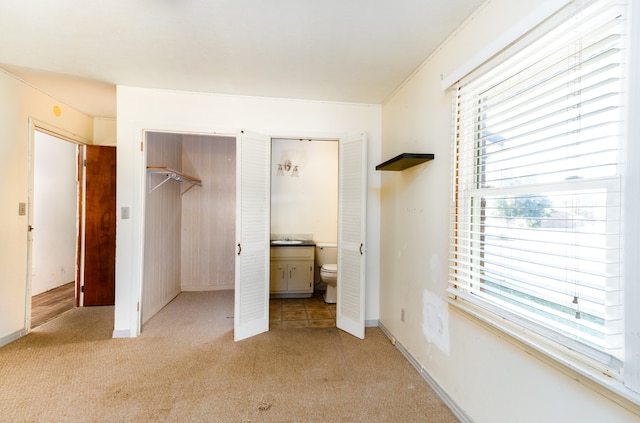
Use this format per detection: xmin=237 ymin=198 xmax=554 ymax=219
xmin=270 ymin=246 xmax=314 ymax=298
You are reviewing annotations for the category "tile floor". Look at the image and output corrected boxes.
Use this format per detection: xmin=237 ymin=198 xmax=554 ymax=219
xmin=269 ymin=290 xmax=336 ymax=329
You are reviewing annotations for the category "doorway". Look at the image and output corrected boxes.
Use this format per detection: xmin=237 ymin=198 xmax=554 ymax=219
xmin=28 ymin=128 xmax=117 ymax=330
xmin=142 ymin=132 xmax=236 ymax=325
xmin=30 ymin=131 xmax=77 ymax=327
xmin=269 ymin=138 xmax=339 ymax=327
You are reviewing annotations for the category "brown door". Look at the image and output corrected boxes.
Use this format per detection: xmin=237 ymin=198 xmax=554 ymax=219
xmin=82 ymin=145 xmax=116 ymax=306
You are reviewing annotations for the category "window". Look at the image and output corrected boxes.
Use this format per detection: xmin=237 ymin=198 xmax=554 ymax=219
xmin=448 ymin=0 xmax=633 ymax=389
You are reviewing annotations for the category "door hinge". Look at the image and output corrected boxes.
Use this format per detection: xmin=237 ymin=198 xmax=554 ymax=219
xmin=140 ymin=142 xmax=144 ymax=152
xmin=137 ymin=302 xmax=140 ymax=312
xmin=80 ymin=285 xmax=84 ymax=293
xmin=83 ymin=159 xmax=87 ymax=167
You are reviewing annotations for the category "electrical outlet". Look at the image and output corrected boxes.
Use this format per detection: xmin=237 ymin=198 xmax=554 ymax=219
xmin=401 ymin=308 xmax=405 ymax=322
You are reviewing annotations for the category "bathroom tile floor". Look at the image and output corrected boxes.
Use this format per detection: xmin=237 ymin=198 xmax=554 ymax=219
xmin=269 ymin=290 xmax=336 ymax=329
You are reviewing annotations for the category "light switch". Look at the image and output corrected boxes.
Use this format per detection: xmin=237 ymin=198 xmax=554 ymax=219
xmin=18 ymin=202 xmax=26 ymax=216
xmin=121 ymin=207 xmax=130 ymax=219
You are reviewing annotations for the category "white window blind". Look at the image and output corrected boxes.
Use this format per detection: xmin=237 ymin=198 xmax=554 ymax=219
xmin=449 ymin=0 xmax=626 ymax=373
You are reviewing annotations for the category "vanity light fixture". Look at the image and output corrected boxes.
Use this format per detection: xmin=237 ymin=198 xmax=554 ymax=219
xmin=276 ymin=159 xmax=300 ymax=177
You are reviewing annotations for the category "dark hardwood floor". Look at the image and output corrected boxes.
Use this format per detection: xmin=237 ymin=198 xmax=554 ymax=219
xmin=31 ymin=282 xmax=76 ymax=328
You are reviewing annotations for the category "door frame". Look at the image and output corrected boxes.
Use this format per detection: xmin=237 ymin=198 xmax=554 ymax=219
xmin=268 ymin=133 xmax=367 ymax=339
xmin=25 ymin=118 xmax=90 ymax=332
xmin=139 ymin=129 xmax=239 ymax=331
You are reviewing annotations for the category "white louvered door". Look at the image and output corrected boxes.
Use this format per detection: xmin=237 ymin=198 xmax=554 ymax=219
xmin=337 ymin=133 xmax=367 ymax=339
xmin=234 ymin=130 xmax=271 ymax=341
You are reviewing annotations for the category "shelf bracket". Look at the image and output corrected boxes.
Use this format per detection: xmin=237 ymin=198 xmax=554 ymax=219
xmin=147 ymin=166 xmax=202 ymax=195
xmin=149 ymin=175 xmax=172 ymax=193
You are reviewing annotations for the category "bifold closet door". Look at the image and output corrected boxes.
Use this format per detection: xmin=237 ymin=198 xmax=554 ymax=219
xmin=234 ymin=130 xmax=270 ymax=341
xmin=337 ymin=133 xmax=367 ymax=339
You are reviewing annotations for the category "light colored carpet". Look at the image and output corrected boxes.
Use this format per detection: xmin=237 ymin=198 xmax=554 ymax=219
xmin=0 ymin=290 xmax=458 ymax=422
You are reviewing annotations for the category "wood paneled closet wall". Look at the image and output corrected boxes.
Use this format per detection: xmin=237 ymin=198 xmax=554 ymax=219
xmin=143 ymin=132 xmax=236 ymax=324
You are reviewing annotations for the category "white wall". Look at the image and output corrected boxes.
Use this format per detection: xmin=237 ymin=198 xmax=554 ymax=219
xmin=32 ymin=131 xmax=77 ymax=295
xmin=380 ymin=0 xmax=639 ymax=422
xmin=93 ymin=117 xmax=116 ymax=146
xmin=0 ymin=69 xmax=93 ymax=346
xmin=115 ymin=86 xmax=381 ymax=337
xmin=270 ymin=138 xmax=338 ymax=243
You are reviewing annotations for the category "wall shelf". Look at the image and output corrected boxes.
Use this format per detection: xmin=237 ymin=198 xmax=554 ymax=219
xmin=147 ymin=166 xmax=202 ymax=195
xmin=375 ymin=153 xmax=435 ymax=171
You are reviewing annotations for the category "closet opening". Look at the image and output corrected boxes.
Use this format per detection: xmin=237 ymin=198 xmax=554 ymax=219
xmin=139 ymin=130 xmax=366 ymax=340
xmin=142 ymin=132 xmax=236 ymax=326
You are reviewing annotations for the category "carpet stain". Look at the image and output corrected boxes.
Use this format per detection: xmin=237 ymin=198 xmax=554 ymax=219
xmin=258 ymin=401 xmax=272 ymax=411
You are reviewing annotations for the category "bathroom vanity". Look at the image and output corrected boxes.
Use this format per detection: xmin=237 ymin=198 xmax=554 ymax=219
xmin=269 ymin=242 xmax=315 ymax=298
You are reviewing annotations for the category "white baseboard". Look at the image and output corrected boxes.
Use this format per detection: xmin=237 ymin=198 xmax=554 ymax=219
xmin=180 ymin=285 xmax=234 ymax=292
xmin=378 ymin=322 xmax=475 ymax=423
xmin=0 ymin=329 xmax=26 ymax=348
xmin=365 ymin=319 xmax=378 ymax=327
xmin=112 ymin=329 xmax=134 ymax=338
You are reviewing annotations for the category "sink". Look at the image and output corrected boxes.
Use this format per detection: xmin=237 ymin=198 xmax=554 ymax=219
xmin=271 ymin=240 xmax=304 ymax=245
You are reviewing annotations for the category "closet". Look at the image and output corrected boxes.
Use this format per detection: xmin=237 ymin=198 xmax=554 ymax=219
xmin=142 ymin=132 xmax=235 ymax=324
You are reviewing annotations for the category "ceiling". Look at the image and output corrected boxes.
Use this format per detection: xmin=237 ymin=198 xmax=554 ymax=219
xmin=0 ymin=1 xmax=484 ymax=118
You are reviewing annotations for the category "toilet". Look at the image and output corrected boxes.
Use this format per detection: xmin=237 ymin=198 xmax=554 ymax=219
xmin=315 ymin=243 xmax=338 ymax=304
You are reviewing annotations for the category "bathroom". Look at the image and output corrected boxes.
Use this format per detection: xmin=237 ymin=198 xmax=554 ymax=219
xmin=270 ymin=137 xmax=339 ymax=309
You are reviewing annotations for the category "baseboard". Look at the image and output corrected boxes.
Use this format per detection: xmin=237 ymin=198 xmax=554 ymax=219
xmin=378 ymin=322 xmax=475 ymax=423
xmin=112 ymin=329 xmax=134 ymax=338
xmin=365 ymin=319 xmax=379 ymax=327
xmin=0 ymin=329 xmax=27 ymax=348
xmin=180 ymin=285 xmax=234 ymax=292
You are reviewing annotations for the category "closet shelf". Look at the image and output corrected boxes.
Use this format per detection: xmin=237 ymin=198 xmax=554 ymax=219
xmin=147 ymin=166 xmax=202 ymax=195
xmin=375 ymin=153 xmax=435 ymax=171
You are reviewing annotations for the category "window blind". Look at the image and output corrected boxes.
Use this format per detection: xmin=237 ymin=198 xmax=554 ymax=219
xmin=448 ymin=0 xmax=626 ymax=371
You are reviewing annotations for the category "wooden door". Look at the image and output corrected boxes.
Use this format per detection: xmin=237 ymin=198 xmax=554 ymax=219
xmin=82 ymin=145 xmax=116 ymax=306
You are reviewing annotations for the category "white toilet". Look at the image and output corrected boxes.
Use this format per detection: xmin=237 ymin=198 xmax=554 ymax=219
xmin=315 ymin=243 xmax=338 ymax=304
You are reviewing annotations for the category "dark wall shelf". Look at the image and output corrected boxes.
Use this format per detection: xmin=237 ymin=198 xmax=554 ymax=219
xmin=375 ymin=153 xmax=435 ymax=171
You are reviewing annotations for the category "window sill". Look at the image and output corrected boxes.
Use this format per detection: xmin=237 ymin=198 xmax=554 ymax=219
xmin=446 ymin=295 xmax=640 ymax=417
